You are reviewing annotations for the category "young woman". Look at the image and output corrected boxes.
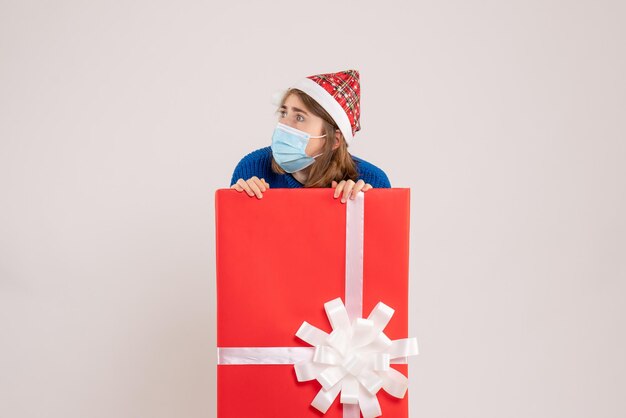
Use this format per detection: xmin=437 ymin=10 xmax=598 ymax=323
xmin=230 ymin=69 xmax=391 ymax=203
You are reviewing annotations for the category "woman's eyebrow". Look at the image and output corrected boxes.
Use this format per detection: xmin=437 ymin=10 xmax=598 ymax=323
xmin=280 ymin=105 xmax=309 ymax=116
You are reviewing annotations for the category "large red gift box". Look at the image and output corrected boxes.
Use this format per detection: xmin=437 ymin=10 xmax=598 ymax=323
xmin=215 ymin=188 xmax=413 ymax=417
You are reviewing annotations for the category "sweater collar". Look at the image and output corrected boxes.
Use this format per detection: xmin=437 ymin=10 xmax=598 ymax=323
xmin=284 ymin=172 xmax=304 ymax=188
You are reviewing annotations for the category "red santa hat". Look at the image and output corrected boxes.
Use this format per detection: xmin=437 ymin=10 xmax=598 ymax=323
xmin=271 ymin=69 xmax=361 ymax=146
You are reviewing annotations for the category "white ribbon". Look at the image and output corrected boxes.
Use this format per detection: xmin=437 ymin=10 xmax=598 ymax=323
xmin=345 ymin=188 xmax=365 ymax=321
xmin=217 ymin=192 xmax=419 ymax=417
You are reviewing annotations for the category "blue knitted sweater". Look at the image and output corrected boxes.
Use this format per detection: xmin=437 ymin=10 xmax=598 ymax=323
xmin=230 ymin=146 xmax=391 ymax=188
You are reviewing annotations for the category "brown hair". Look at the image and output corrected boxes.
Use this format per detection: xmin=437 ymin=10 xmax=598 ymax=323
xmin=271 ymin=89 xmax=358 ymax=188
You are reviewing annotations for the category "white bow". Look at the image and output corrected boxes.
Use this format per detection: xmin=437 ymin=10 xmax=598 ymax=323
xmin=294 ymin=297 xmax=419 ymax=418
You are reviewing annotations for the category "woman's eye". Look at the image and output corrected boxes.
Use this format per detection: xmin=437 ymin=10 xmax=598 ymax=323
xmin=276 ymin=110 xmax=304 ymax=122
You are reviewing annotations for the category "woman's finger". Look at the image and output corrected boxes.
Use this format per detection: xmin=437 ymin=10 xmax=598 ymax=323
xmin=350 ymin=179 xmax=366 ymax=199
xmin=237 ymin=178 xmax=254 ymax=197
xmin=261 ymin=178 xmax=270 ymax=189
xmin=231 ymin=179 xmax=245 ymax=191
xmin=246 ymin=178 xmax=263 ymax=199
xmin=250 ymin=176 xmax=266 ymax=192
xmin=362 ymin=183 xmax=373 ymax=192
xmin=342 ymin=180 xmax=356 ymax=203
xmin=333 ymin=180 xmax=346 ymax=198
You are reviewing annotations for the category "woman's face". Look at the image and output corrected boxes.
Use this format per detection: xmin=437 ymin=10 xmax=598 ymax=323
xmin=277 ymin=93 xmax=327 ymax=157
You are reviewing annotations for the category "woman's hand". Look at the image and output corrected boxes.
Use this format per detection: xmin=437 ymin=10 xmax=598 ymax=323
xmin=331 ymin=179 xmax=373 ymax=203
xmin=231 ymin=176 xmax=270 ymax=199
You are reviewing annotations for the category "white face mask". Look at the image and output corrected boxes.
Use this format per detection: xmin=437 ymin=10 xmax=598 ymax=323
xmin=270 ymin=122 xmax=326 ymax=173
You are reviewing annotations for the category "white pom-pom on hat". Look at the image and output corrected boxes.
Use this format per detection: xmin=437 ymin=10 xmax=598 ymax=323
xmin=271 ymin=88 xmax=290 ymax=107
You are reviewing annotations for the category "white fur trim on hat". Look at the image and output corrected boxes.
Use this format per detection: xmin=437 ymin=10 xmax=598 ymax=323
xmin=289 ymin=78 xmax=354 ymax=145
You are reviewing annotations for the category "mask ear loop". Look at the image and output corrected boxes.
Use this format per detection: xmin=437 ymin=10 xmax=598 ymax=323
xmin=311 ymin=133 xmax=328 ymax=158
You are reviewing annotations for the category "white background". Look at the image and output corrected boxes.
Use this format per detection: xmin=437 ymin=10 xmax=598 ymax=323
xmin=1 ymin=0 xmax=625 ymax=417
